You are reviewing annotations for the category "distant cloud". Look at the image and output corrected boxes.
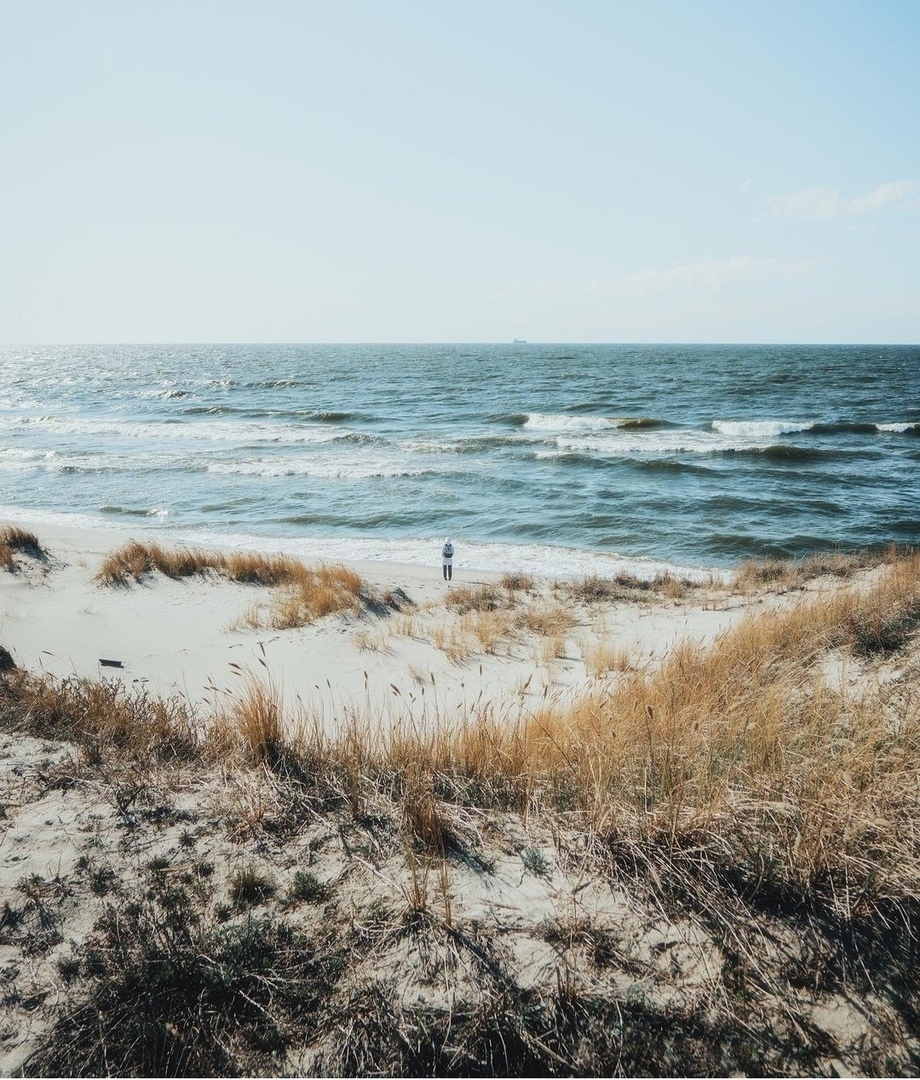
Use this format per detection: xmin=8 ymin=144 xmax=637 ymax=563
xmin=765 ymin=181 xmax=917 ymax=219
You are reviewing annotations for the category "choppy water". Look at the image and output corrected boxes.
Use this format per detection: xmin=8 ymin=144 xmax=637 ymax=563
xmin=1 ymin=343 xmax=917 ymax=577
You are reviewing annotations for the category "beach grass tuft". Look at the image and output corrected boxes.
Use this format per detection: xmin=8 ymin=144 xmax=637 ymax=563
xmin=733 ymin=549 xmax=878 ymax=592
xmin=267 ymin=562 xmax=364 ymax=628
xmin=524 ymin=600 xmax=577 ymax=637
xmin=444 ymin=583 xmax=510 ymax=614
xmin=0 ymin=669 xmax=198 ymax=761
xmin=0 ymin=525 xmax=46 ymax=572
xmin=95 ymin=541 xmax=309 ymax=587
xmin=217 ymin=670 xmax=284 ymax=765
xmin=95 ymin=540 xmax=369 ymax=627
xmin=9 ymin=550 xmax=920 ymax=874
xmin=499 ymin=570 xmax=533 ymax=593
xmin=583 ymin=639 xmax=631 ymax=676
xmin=563 ymin=570 xmax=696 ymax=604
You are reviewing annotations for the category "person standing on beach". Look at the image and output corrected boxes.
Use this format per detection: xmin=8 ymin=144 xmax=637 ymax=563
xmin=442 ymin=537 xmax=454 ymax=581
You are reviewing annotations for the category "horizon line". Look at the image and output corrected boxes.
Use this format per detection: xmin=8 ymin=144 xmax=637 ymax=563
xmin=1 ymin=340 xmax=918 ymax=348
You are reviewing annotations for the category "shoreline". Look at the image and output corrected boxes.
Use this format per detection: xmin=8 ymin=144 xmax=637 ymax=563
xmin=0 ymin=502 xmax=729 ymax=582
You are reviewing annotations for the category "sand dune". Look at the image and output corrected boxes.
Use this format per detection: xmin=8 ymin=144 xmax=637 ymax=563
xmin=3 ymin=520 xmax=917 ymax=1076
xmin=0 ymin=519 xmax=763 ymax=727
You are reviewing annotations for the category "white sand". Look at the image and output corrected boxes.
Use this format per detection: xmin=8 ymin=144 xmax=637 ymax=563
xmin=0 ymin=519 xmax=897 ymax=1077
xmin=0 ymin=517 xmax=757 ymax=729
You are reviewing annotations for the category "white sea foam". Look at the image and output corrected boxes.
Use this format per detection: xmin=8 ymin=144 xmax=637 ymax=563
xmin=877 ymin=422 xmax=918 ymax=433
xmin=554 ymin=430 xmax=740 ymax=455
xmin=206 ymin=455 xmax=427 ymax=480
xmin=0 ymin=414 xmax=349 ymax=445
xmin=0 ymin=456 xmax=46 ymax=473
xmin=549 ymin=418 xmax=817 ymax=456
xmin=0 ymin=447 xmax=51 ymax=462
xmin=399 ymin=439 xmax=462 ymax=454
xmin=400 ymin=435 xmax=525 ymax=455
xmin=0 ymin=447 xmax=179 ymax=473
xmin=0 ymin=449 xmax=106 ymax=473
xmin=523 ymin=413 xmax=619 ymax=432
xmin=0 ymin=504 xmax=139 ymax=535
xmin=711 ymin=419 xmax=813 ymax=438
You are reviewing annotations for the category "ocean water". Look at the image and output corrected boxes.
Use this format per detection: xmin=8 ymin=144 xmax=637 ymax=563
xmin=0 ymin=343 xmax=917 ymax=578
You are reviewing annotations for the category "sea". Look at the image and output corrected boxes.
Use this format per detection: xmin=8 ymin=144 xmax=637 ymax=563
xmin=0 ymin=343 xmax=917 ymax=579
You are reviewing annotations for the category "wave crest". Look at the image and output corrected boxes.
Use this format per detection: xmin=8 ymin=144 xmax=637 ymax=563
xmin=877 ymin=422 xmax=919 ymax=434
xmin=711 ymin=419 xmax=813 ymax=438
xmin=206 ymin=456 xmax=428 ymax=480
xmin=523 ymin=413 xmax=663 ymax=433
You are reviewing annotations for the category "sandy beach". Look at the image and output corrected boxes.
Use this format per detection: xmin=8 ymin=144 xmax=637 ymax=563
xmin=2 ymin=517 xmax=919 ymax=1076
xmin=0 ymin=517 xmax=756 ymax=727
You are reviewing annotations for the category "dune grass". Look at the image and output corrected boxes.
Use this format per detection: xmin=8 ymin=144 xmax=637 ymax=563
xmin=15 ymin=548 xmax=920 ymax=901
xmin=562 ymin=570 xmax=697 ymax=604
xmin=23 ymin=898 xmax=342 ymax=1077
xmin=328 ymin=549 xmax=920 ymax=907
xmin=11 ymin=548 xmax=920 ymax=868
xmin=266 ymin=562 xmax=364 ymax=628
xmin=3 ymin=549 xmax=920 ymax=1076
xmin=499 ymin=570 xmax=533 ymax=593
xmin=0 ymin=525 xmax=45 ymax=572
xmin=95 ymin=540 xmax=368 ymax=627
xmin=733 ymin=548 xmax=879 ymax=592
xmin=418 ymin=568 xmax=695 ymax=665
xmin=583 ymin=639 xmax=631 ymax=676
xmin=0 ymin=671 xmax=198 ymax=763
xmin=444 ymin=582 xmax=511 ymax=614
xmin=95 ymin=540 xmax=305 ymax=587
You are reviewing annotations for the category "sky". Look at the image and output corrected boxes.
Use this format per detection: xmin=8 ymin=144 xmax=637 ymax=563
xmin=1 ymin=0 xmax=918 ymax=344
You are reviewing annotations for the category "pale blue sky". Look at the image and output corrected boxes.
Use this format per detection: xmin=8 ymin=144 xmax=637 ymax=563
xmin=2 ymin=0 xmax=917 ymax=343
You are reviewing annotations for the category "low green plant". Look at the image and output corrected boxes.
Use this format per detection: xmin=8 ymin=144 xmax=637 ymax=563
xmin=287 ymin=870 xmax=329 ymax=905
xmin=520 ymin=847 xmax=549 ymax=878
xmin=24 ymin=901 xmax=345 ymax=1077
xmin=88 ymin=865 xmax=119 ymax=897
xmin=229 ymin=865 xmax=276 ymax=910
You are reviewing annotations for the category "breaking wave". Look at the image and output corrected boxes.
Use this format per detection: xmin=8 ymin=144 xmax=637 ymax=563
xmin=877 ymin=422 xmax=919 ymax=434
xmin=0 ymin=414 xmax=359 ymax=446
xmin=711 ymin=419 xmax=813 ymax=438
xmin=521 ymin=413 xmax=668 ymax=432
xmin=99 ymin=505 xmax=172 ymax=518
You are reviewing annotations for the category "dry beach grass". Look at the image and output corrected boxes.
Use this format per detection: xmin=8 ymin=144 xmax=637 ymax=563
xmin=0 ymin=527 xmax=44 ymax=574
xmin=95 ymin=539 xmax=371 ymax=629
xmin=1 ymin=529 xmax=919 ymax=1075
